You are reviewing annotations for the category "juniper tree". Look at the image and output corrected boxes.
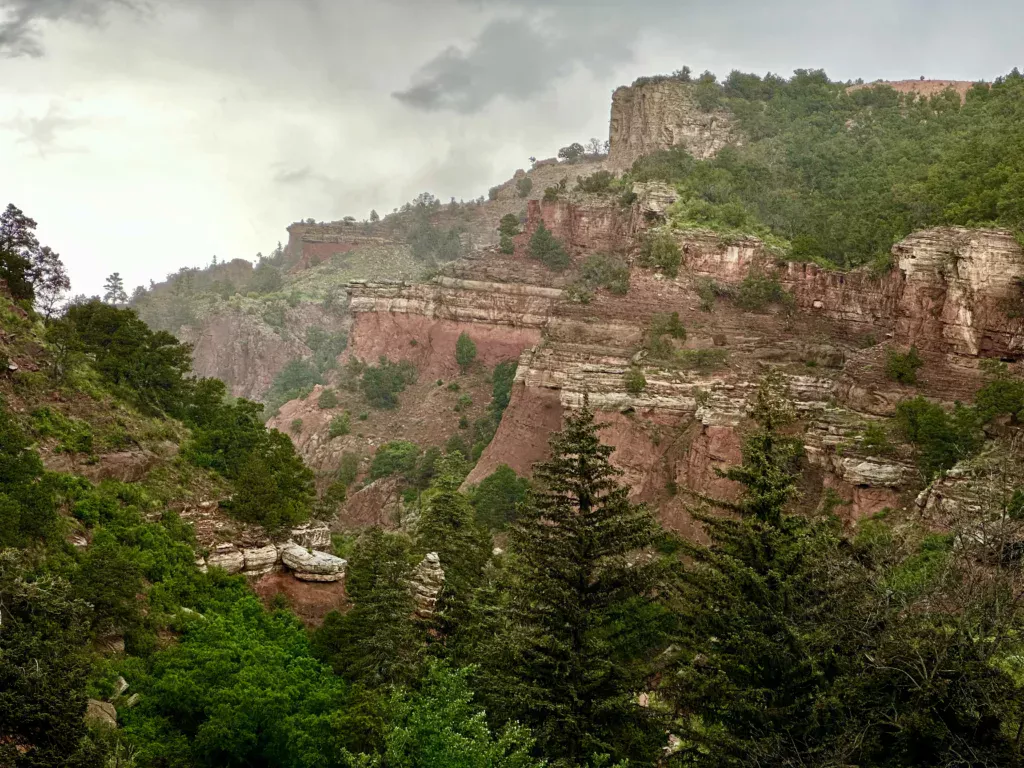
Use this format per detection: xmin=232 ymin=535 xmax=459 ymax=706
xmin=477 ymin=400 xmax=668 ymax=765
xmin=527 ymin=222 xmax=570 ymax=271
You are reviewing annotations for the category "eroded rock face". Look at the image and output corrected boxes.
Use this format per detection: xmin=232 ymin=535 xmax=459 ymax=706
xmin=206 ymin=543 xmax=245 ymax=574
xmin=290 ymin=522 xmax=332 ymax=550
xmin=85 ymin=699 xmax=117 ymax=729
xmin=608 ymin=80 xmax=739 ymax=170
xmin=242 ymin=545 xmax=279 ymax=576
xmin=180 ymin=303 xmax=346 ymax=401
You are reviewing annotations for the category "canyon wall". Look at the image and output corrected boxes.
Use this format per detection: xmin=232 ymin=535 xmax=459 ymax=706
xmin=608 ymin=80 xmax=739 ymax=171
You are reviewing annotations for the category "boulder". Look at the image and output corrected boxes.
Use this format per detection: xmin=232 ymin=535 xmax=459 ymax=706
xmin=85 ymin=699 xmax=117 ymax=729
xmin=279 ymin=543 xmax=346 ymax=583
xmin=207 ymin=543 xmax=244 ymax=574
xmin=289 ymin=522 xmax=331 ymax=550
xmin=242 ymin=544 xmax=279 ymax=575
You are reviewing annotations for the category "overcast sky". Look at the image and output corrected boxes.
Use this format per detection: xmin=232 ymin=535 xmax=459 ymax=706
xmin=1 ymin=0 xmax=1021 ymax=296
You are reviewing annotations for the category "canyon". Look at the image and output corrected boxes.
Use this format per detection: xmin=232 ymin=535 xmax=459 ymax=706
xmin=191 ymin=76 xmax=1024 ymax=538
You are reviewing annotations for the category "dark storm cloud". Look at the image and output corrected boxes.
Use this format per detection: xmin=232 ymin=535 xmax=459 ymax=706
xmin=0 ymin=0 xmax=145 ymax=56
xmin=393 ymin=11 xmax=634 ymax=113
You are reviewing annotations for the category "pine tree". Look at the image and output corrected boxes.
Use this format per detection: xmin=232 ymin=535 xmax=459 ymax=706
xmin=311 ymin=528 xmax=422 ymax=686
xmin=102 ymin=272 xmax=128 ymax=305
xmin=527 ymin=222 xmax=570 ymax=271
xmin=666 ymin=369 xmax=854 ymax=766
xmin=455 ymin=332 xmax=477 ymax=373
xmin=416 ymin=454 xmax=490 ymax=640
xmin=477 ymin=400 xmax=668 ymax=765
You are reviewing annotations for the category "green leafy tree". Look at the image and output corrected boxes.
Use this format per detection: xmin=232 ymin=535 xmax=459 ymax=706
xmin=527 ymin=222 xmax=571 ymax=272
xmin=0 ymin=552 xmax=103 ymax=768
xmin=0 ymin=404 xmax=61 ymax=547
xmin=370 ymin=441 xmax=422 ymax=482
xmin=893 ymin=396 xmax=983 ymax=478
xmin=373 ymin=662 xmax=543 ymax=768
xmin=476 ymin=402 xmax=668 ymax=764
xmin=471 ymin=464 xmax=530 ymax=530
xmin=885 ymin=345 xmax=924 ymax=384
xmin=121 ymin=596 xmax=360 ymax=767
xmin=0 ymin=203 xmax=42 ymax=302
xmin=456 ymin=332 xmax=477 ymax=373
xmin=223 ymin=430 xmax=315 ymax=532
xmin=370 ymin=209 xmax=380 ymax=223
xmin=558 ymin=142 xmax=585 ymax=163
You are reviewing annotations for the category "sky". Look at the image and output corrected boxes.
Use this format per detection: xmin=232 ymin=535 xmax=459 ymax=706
xmin=1 ymin=0 xmax=1022 ymax=297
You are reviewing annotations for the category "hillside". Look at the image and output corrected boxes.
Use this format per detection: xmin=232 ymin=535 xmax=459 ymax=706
xmin=2 ymin=66 xmax=1024 ymax=768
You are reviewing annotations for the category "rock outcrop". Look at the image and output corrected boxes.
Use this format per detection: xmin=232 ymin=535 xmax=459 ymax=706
xmin=409 ymin=552 xmax=445 ymax=619
xmin=279 ymin=543 xmax=347 ymax=583
xmin=608 ymin=79 xmax=739 ymax=170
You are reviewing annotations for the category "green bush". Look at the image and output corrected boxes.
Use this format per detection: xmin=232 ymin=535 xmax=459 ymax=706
xmin=894 ymin=397 xmax=983 ymax=479
xmin=370 ymin=441 xmax=422 ymax=481
xmin=471 ymin=465 xmax=531 ymax=530
xmin=499 ymin=234 xmax=515 ymax=254
xmin=31 ymin=407 xmax=94 ymax=454
xmin=695 ymin=277 xmax=734 ymax=311
xmin=974 ymin=364 xmax=1024 ymax=422
xmin=317 ymin=388 xmax=339 ymax=409
xmin=624 ymin=366 xmax=648 ymax=395
xmin=289 ymin=418 xmax=303 ymax=434
xmin=338 ymin=451 xmax=361 ymax=487
xmin=885 ymin=346 xmax=924 ymax=385
xmin=579 ymin=252 xmax=630 ymax=295
xmin=0 ymin=405 xmax=61 ymax=547
xmin=361 ymin=357 xmax=417 ymax=409
xmin=650 ymin=311 xmax=686 ymax=340
xmin=542 ymin=187 xmax=559 ymax=203
xmin=576 ymin=170 xmax=615 ymax=194
xmin=265 ymin=359 xmax=322 ymax=414
xmin=516 ymin=176 xmax=533 ymax=198
xmin=735 ymin=270 xmax=793 ymax=312
xmin=677 ymin=348 xmax=729 ymax=370
xmin=861 ymin=422 xmax=895 ymax=457
xmin=498 ymin=213 xmax=520 ymax=237
xmin=329 ymin=413 xmax=351 ymax=438
xmin=637 ymin=232 xmax=682 ymax=277
xmin=528 ymin=222 xmax=571 ymax=271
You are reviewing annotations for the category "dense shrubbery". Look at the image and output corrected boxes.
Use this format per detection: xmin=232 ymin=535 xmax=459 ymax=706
xmin=894 ymin=396 xmax=983 ymax=478
xmin=456 ymin=332 xmax=477 ymax=373
xmin=575 ymin=170 xmax=615 ymax=194
xmin=360 ymin=356 xmax=417 ymax=409
xmin=637 ymin=231 xmax=682 ymax=277
xmin=734 ymin=270 xmax=794 ymax=312
xmin=265 ymin=359 xmax=323 ymax=415
xmin=626 ymin=68 xmax=1024 ymax=267
xmin=624 ymin=366 xmax=647 ymax=395
xmin=886 ymin=345 xmax=924 ymax=384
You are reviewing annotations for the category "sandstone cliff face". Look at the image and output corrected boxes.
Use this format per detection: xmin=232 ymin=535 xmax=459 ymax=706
xmin=283 ymin=190 xmax=1023 ymax=532
xmin=608 ymin=81 xmax=738 ymax=170
xmin=180 ymin=303 xmax=347 ymax=401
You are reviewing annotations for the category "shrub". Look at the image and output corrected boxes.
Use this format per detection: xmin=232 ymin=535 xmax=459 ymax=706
xmin=528 ymin=222 xmax=571 ymax=271
xmin=456 ymin=332 xmax=477 ymax=373
xmin=499 ymin=214 xmax=521 ymax=237
xmin=558 ymin=142 xmax=585 ymax=163
xmin=370 ymin=441 xmax=422 ymax=481
xmin=861 ymin=422 xmax=895 ymax=457
xmin=885 ymin=346 xmax=924 ymax=385
xmin=695 ymin=277 xmax=733 ymax=311
xmin=975 ymin=363 xmax=1024 ymax=422
xmin=565 ymin=282 xmax=594 ymax=304
xmin=576 ymin=170 xmax=615 ymax=194
xmin=329 ymin=413 xmax=351 ymax=438
xmin=734 ymin=270 xmax=793 ymax=312
xmin=30 ymin=407 xmax=94 ymax=454
xmin=361 ymin=357 xmax=417 ymax=409
xmin=488 ymin=185 xmax=500 ymax=201
xmin=472 ymin=465 xmax=531 ymax=530
xmin=579 ymin=253 xmax=630 ymax=295
xmin=491 ymin=361 xmax=517 ymax=413
xmin=499 ymin=234 xmax=515 ymax=254
xmin=317 ymin=388 xmax=339 ymax=409
xmin=454 ymin=394 xmax=473 ymax=412
xmin=677 ymin=348 xmax=729 ymax=370
xmin=542 ymin=186 xmax=559 ymax=203
xmin=894 ymin=397 xmax=983 ymax=479
xmin=290 ymin=418 xmax=303 ymax=434
xmin=266 ymin=359 xmax=323 ymax=414
xmin=637 ymin=232 xmax=682 ymax=277
xmin=516 ymin=176 xmax=533 ymax=198
xmin=224 ymin=430 xmax=315 ymax=532
xmin=624 ymin=367 xmax=648 ymax=395
xmin=650 ymin=311 xmax=686 ymax=340
xmin=338 ymin=452 xmax=361 ymax=487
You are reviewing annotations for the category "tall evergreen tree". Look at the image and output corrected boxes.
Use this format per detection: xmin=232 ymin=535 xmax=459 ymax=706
xmin=102 ymin=272 xmax=128 ymax=305
xmin=416 ymin=454 xmax=491 ymax=642
xmin=311 ymin=528 xmax=422 ymax=687
xmin=477 ymin=400 xmax=668 ymax=765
